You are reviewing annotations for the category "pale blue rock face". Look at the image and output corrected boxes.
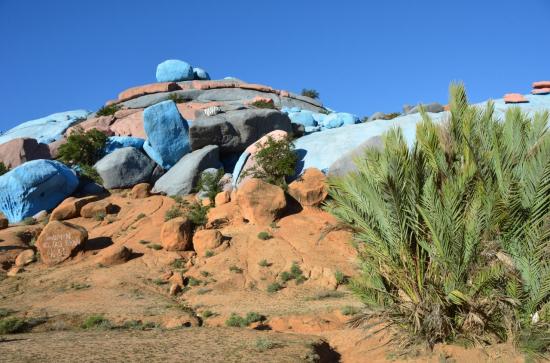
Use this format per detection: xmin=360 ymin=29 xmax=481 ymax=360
xmin=104 ymin=136 xmax=145 ymax=154
xmin=143 ymin=100 xmax=190 ymax=169
xmin=0 ymin=110 xmax=91 ymax=145
xmin=288 ymin=111 xmax=317 ymax=127
xmin=156 ymin=59 xmax=194 ymax=82
xmin=293 ymin=94 xmax=550 ymax=176
xmin=0 ymin=159 xmax=79 ymax=223
xmin=193 ymin=67 xmax=210 ymax=80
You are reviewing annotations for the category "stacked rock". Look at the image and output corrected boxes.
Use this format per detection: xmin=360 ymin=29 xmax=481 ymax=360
xmin=504 ymin=93 xmax=528 ymax=104
xmin=532 ymin=81 xmax=550 ymax=95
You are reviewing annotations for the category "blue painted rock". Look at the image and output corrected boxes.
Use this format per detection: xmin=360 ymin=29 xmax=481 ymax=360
xmin=0 ymin=110 xmax=90 ymax=145
xmin=153 ymin=145 xmax=221 ymax=196
xmin=143 ymin=100 xmax=190 ymax=169
xmin=94 ymin=147 xmax=156 ymax=189
xmin=104 ymin=136 xmax=145 ymax=154
xmin=156 ymin=60 xmax=194 ymax=82
xmin=288 ymin=111 xmax=317 ymax=127
xmin=0 ymin=160 xmax=79 ymax=223
xmin=193 ymin=67 xmax=211 ymax=80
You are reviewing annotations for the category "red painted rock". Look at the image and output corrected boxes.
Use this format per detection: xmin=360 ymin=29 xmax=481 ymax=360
xmin=118 ymin=82 xmax=180 ymax=102
xmin=114 ymin=108 xmax=140 ymax=119
xmin=532 ymin=81 xmax=550 ymax=89
xmin=0 ymin=138 xmax=51 ymax=168
xmin=176 ymin=102 xmax=224 ymax=120
xmin=48 ymin=138 xmax=67 ymax=159
xmin=66 ymin=116 xmax=115 ymax=136
xmin=236 ymin=178 xmax=287 ymax=225
xmin=504 ymin=93 xmax=528 ymax=104
xmin=287 ymin=168 xmax=328 ymax=207
xmin=35 ymin=221 xmax=88 ymax=266
xmin=532 ymin=88 xmax=550 ymax=95
xmin=160 ymin=217 xmax=193 ymax=251
xmin=110 ymin=110 xmax=146 ymax=138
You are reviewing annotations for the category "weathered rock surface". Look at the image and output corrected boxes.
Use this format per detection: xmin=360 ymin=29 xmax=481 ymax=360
xmin=130 ymin=183 xmax=151 ymax=199
xmin=235 ymin=178 xmax=287 ymax=224
xmin=0 ymin=160 xmax=79 ymax=223
xmin=0 ymin=138 xmax=51 ymax=168
xmin=143 ymin=100 xmax=190 ymax=169
xmin=110 ymin=110 xmax=146 ymax=138
xmin=50 ymin=195 xmax=99 ymax=221
xmin=504 ymin=93 xmax=529 ymax=103
xmin=97 ymin=245 xmax=134 ymax=266
xmin=192 ymin=229 xmax=223 ymax=256
xmin=153 ymin=145 xmax=220 ymax=196
xmin=161 ymin=217 xmax=192 ymax=251
xmin=35 ymin=221 xmax=88 ymax=266
xmin=80 ymin=200 xmax=117 ymax=218
xmin=66 ymin=115 xmax=115 ymax=136
xmin=15 ymin=249 xmax=35 ymax=267
xmin=287 ymin=168 xmax=328 ymax=207
xmin=189 ymin=109 xmax=292 ymax=153
xmin=104 ymin=136 xmax=144 ymax=154
xmin=94 ymin=147 xmax=155 ymax=189
xmin=328 ymin=136 xmax=384 ymax=176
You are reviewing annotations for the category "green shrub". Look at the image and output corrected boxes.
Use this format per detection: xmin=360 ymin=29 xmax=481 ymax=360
xmin=168 ymin=93 xmax=185 ymax=103
xmin=244 ymin=312 xmax=265 ymax=324
xmin=146 ymin=244 xmax=162 ymax=251
xmin=257 ymin=231 xmax=272 ymax=240
xmin=267 ymin=282 xmax=283 ymax=293
xmin=136 ymin=213 xmax=146 ymax=220
xmin=96 ymin=104 xmax=121 ymax=117
xmin=327 ymin=83 xmax=550 ymax=351
xmin=204 ymin=250 xmax=215 ymax=258
xmin=81 ymin=315 xmax=111 ymax=330
xmin=202 ymin=310 xmax=215 ymax=319
xmin=0 ymin=162 xmax=9 ymax=176
xmin=251 ymin=100 xmax=275 ymax=109
xmin=301 ymin=89 xmax=320 ymax=99
xmin=164 ymin=206 xmax=183 ymax=221
xmin=58 ymin=128 xmax=107 ymax=167
xmin=340 ymin=306 xmax=361 ymax=316
xmin=334 ymin=270 xmax=346 ymax=285
xmin=0 ymin=317 xmax=27 ymax=334
xmin=241 ymin=136 xmax=297 ymax=188
xmin=279 ymin=271 xmax=292 ymax=282
xmin=229 ymin=265 xmax=243 ymax=274
xmin=258 ymin=259 xmax=270 ymax=267
xmin=196 ymin=169 xmax=224 ymax=204
xmin=187 ymin=276 xmax=201 ymax=286
xmin=255 ymin=337 xmax=276 ymax=351
xmin=225 ymin=312 xmax=265 ymax=327
xmin=187 ymin=203 xmax=209 ymax=226
xmin=139 ymin=240 xmax=150 ymax=245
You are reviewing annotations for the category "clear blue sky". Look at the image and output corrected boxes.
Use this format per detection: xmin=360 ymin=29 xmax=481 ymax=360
xmin=1 ymin=0 xmax=549 ymax=130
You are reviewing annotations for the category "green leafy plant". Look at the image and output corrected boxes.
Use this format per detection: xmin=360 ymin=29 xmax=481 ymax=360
xmin=168 ymin=93 xmax=185 ymax=103
xmin=187 ymin=203 xmax=209 ymax=226
xmin=96 ymin=104 xmax=121 ymax=117
xmin=229 ymin=265 xmax=243 ymax=274
xmin=258 ymin=259 xmax=270 ymax=267
xmin=334 ymin=270 xmax=346 ymax=285
xmin=196 ymin=169 xmax=224 ymax=204
xmin=0 ymin=317 xmax=27 ymax=334
xmin=164 ymin=206 xmax=183 ymax=221
xmin=225 ymin=312 xmax=265 ymax=327
xmin=58 ymin=128 xmax=107 ymax=166
xmin=326 ymin=83 xmax=550 ymax=352
xmin=251 ymin=100 xmax=276 ymax=109
xmin=241 ymin=136 xmax=298 ymax=188
xmin=204 ymin=250 xmax=214 ymax=258
xmin=255 ymin=337 xmax=277 ymax=351
xmin=257 ymin=231 xmax=272 ymax=240
xmin=0 ymin=162 xmax=9 ymax=176
xmin=81 ymin=315 xmax=111 ymax=330
xmin=267 ymin=282 xmax=283 ymax=293
xmin=301 ymin=89 xmax=320 ymax=99
xmin=202 ymin=310 xmax=215 ymax=319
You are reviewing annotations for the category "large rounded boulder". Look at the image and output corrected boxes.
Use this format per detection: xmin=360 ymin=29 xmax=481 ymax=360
xmin=94 ymin=147 xmax=156 ymax=189
xmin=235 ymin=178 xmax=287 ymax=225
xmin=156 ymin=59 xmax=194 ymax=82
xmin=0 ymin=138 xmax=52 ymax=168
xmin=0 ymin=160 xmax=79 ymax=223
xmin=143 ymin=100 xmax=191 ymax=170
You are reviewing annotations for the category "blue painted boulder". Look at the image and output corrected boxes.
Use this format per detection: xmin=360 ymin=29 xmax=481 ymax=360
xmin=193 ymin=67 xmax=211 ymax=80
xmin=288 ymin=111 xmax=317 ymax=127
xmin=143 ymin=100 xmax=190 ymax=169
xmin=104 ymin=136 xmax=145 ymax=154
xmin=0 ymin=110 xmax=91 ymax=145
xmin=0 ymin=160 xmax=79 ymax=223
xmin=156 ymin=59 xmax=194 ymax=82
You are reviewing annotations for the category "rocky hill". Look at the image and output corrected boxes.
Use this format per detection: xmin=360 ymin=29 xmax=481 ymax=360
xmin=0 ymin=60 xmax=548 ymax=362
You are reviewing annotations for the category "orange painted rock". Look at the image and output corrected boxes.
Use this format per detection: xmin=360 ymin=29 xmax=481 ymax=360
xmin=110 ymin=110 xmax=146 ymax=138
xmin=160 ymin=217 xmax=193 ymax=251
xmin=287 ymin=168 xmax=328 ymax=207
xmin=192 ymin=229 xmax=223 ymax=256
xmin=235 ymin=178 xmax=286 ymax=225
xmin=532 ymin=81 xmax=550 ymax=89
xmin=35 ymin=221 xmax=88 ymax=266
xmin=97 ymin=245 xmax=133 ymax=266
xmin=65 ymin=116 xmax=115 ymax=136
xmin=504 ymin=93 xmax=528 ymax=104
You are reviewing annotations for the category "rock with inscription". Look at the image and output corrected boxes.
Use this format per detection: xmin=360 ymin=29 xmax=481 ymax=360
xmin=35 ymin=221 xmax=88 ymax=266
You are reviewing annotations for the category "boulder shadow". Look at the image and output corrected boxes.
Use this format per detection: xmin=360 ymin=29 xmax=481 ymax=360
xmin=85 ymin=237 xmax=113 ymax=251
xmin=281 ymin=193 xmax=303 ymax=218
xmin=292 ymin=148 xmax=308 ymax=181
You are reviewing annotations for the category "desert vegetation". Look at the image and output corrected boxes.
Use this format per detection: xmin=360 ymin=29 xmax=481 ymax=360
xmin=301 ymin=88 xmax=320 ymax=99
xmin=327 ymin=83 xmax=550 ymax=357
xmin=57 ymin=128 xmax=107 ymax=183
xmin=0 ymin=162 xmax=9 ymax=176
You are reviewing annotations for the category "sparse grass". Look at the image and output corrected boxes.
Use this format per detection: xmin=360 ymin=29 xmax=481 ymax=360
xmin=258 ymin=259 xmax=270 ymax=267
xmin=267 ymin=282 xmax=283 ymax=293
xmin=200 ymin=271 xmax=211 ymax=278
xmin=164 ymin=206 xmax=182 ymax=221
xmin=201 ymin=310 xmax=215 ymax=319
xmin=94 ymin=212 xmax=106 ymax=221
xmin=204 ymin=250 xmax=214 ymax=258
xmin=269 ymin=222 xmax=279 ymax=229
xmin=70 ymin=282 xmax=91 ymax=290
xmin=257 ymin=231 xmax=272 ymax=240
xmin=251 ymin=100 xmax=275 ymax=109
xmin=81 ymin=315 xmax=111 ymax=330
xmin=341 ymin=306 xmax=361 ymax=316
xmin=197 ymin=288 xmax=212 ymax=295
xmin=187 ymin=203 xmax=209 ymax=226
xmin=96 ymin=103 xmax=121 ymax=117
xmin=0 ymin=317 xmax=27 ymax=334
xmin=136 ymin=213 xmax=146 ymax=220
xmin=146 ymin=244 xmax=162 ymax=251
xmin=0 ymin=308 xmax=13 ymax=318
xmin=305 ymin=290 xmax=346 ymax=301
xmin=170 ymin=259 xmax=185 ymax=269
xmin=229 ymin=265 xmax=243 ymax=274
xmin=187 ymin=277 xmax=201 ymax=286
xmin=152 ymin=278 xmax=168 ymax=286
xmin=225 ymin=312 xmax=265 ymax=327
xmin=280 ymin=271 xmax=293 ymax=282
xmin=334 ymin=270 xmax=346 ymax=285
xmin=301 ymin=89 xmax=320 ymax=99
xmin=121 ymin=320 xmax=158 ymax=330
xmin=139 ymin=240 xmax=150 ymax=245
xmin=255 ymin=337 xmax=277 ymax=351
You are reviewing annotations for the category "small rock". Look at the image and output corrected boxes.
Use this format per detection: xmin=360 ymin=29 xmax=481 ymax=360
xmin=169 ymin=271 xmax=185 ymax=286
xmin=7 ymin=266 xmax=23 ymax=277
xmin=235 ymin=179 xmax=287 ymax=225
xmin=130 ymin=183 xmax=151 ymax=199
xmin=163 ymin=314 xmax=200 ymax=329
xmin=504 ymin=93 xmax=528 ymax=104
xmin=192 ymin=230 xmax=223 ymax=256
xmin=80 ymin=200 xmax=117 ymax=219
xmin=156 ymin=59 xmax=194 ymax=82
xmin=532 ymin=81 xmax=550 ymax=89
xmin=35 ymin=221 xmax=88 ymax=266
xmin=160 ymin=217 xmax=192 ymax=251
xmin=15 ymin=249 xmax=35 ymax=267
xmin=214 ymin=191 xmax=230 ymax=206
xmin=50 ymin=195 xmax=99 ymax=221
xmin=287 ymin=168 xmax=328 ymax=207
xmin=98 ymin=245 xmax=133 ymax=266
xmin=169 ymin=283 xmax=181 ymax=296
xmin=0 ymin=216 xmax=8 ymax=230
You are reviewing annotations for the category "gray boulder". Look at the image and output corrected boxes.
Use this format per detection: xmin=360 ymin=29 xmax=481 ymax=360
xmin=152 ymin=145 xmax=221 ymax=196
xmin=328 ymin=136 xmax=384 ymax=177
xmin=189 ymin=109 xmax=292 ymax=153
xmin=404 ymin=102 xmax=444 ymax=115
xmin=94 ymin=147 xmax=155 ymax=189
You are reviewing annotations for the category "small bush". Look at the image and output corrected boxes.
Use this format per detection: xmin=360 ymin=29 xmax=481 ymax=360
xmin=251 ymin=100 xmax=275 ymax=109
xmin=202 ymin=310 xmax=215 ymax=319
xmin=0 ymin=317 xmax=27 ymax=334
xmin=200 ymin=270 xmax=211 ymax=278
xmin=241 ymin=136 xmax=297 ymax=188
xmin=279 ymin=271 xmax=293 ymax=282
xmin=244 ymin=312 xmax=265 ymax=325
xmin=168 ymin=93 xmax=185 ymax=103
xmin=164 ymin=206 xmax=183 ymax=221
xmin=257 ymin=231 xmax=272 ymax=240
xmin=258 ymin=259 xmax=270 ymax=267
xmin=301 ymin=89 xmax=320 ymax=99
xmin=136 ymin=213 xmax=146 ymax=220
xmin=267 ymin=282 xmax=283 ymax=293
xmin=255 ymin=337 xmax=276 ymax=351
xmin=79 ymin=164 xmax=103 ymax=185
xmin=341 ymin=306 xmax=361 ymax=316
xmin=170 ymin=259 xmax=185 ymax=269
xmin=147 ymin=244 xmax=162 ymax=251
xmin=204 ymin=250 xmax=214 ymax=258
xmin=94 ymin=212 xmax=106 ymax=221
xmin=279 ymin=262 xmax=306 ymax=285
xmin=187 ymin=277 xmax=201 ymax=286
xmin=152 ymin=278 xmax=167 ymax=285
xmin=306 ymin=290 xmax=346 ymax=301
xmin=334 ymin=270 xmax=346 ymax=285
xmin=195 ymin=169 xmax=224 ymax=204
xmin=96 ymin=104 xmax=121 ymax=117
xmin=229 ymin=265 xmax=243 ymax=274
xmin=81 ymin=315 xmax=111 ymax=330
xmin=0 ymin=162 xmax=9 ymax=176
xmin=57 ymin=128 xmax=107 ymax=167
xmin=187 ymin=203 xmax=209 ymax=226
xmin=225 ymin=313 xmax=247 ymax=327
